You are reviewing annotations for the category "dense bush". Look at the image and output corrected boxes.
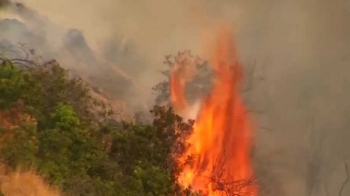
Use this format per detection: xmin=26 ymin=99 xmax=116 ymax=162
xmin=0 ymin=59 xmax=194 ymax=196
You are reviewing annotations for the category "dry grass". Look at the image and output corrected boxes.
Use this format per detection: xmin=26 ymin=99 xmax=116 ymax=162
xmin=0 ymin=165 xmax=61 ymax=196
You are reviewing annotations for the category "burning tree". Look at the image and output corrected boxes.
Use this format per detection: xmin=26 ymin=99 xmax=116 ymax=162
xmin=203 ymin=150 xmax=256 ymax=196
xmin=153 ymin=50 xmax=259 ymax=108
xmin=153 ymin=50 xmax=211 ymax=107
xmin=158 ymin=25 xmax=259 ymax=196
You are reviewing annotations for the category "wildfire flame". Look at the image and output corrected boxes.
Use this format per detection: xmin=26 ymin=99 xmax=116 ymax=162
xmin=171 ymin=25 xmax=257 ymax=196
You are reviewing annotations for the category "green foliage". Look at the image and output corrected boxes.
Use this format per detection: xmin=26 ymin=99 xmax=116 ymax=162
xmin=0 ymin=124 xmax=38 ymax=168
xmin=0 ymin=59 xmax=194 ymax=195
xmin=0 ymin=61 xmax=34 ymax=109
xmin=49 ymin=103 xmax=81 ymax=130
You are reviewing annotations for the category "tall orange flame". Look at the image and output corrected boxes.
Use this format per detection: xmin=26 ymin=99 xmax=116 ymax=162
xmin=171 ymin=25 xmax=257 ymax=196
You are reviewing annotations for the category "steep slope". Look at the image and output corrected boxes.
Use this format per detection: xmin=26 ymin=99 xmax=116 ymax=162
xmin=0 ymin=17 xmax=143 ymax=116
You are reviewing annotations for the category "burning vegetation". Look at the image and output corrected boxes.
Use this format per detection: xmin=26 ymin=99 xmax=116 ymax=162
xmin=170 ymin=26 xmax=257 ymax=195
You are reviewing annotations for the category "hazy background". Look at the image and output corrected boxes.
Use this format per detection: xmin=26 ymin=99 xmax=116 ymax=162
xmin=1 ymin=0 xmax=350 ymax=195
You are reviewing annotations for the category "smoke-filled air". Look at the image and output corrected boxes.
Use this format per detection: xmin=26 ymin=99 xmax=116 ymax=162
xmin=0 ymin=0 xmax=350 ymax=196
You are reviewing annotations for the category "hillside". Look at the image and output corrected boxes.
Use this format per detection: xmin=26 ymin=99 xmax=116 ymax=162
xmin=0 ymin=5 xmax=144 ymax=117
xmin=0 ymin=58 xmax=197 ymax=196
xmin=0 ymin=2 xmax=193 ymax=194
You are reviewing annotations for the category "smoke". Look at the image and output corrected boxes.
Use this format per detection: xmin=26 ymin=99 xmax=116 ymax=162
xmin=243 ymin=1 xmax=350 ymax=195
xmin=1 ymin=0 xmax=350 ymax=195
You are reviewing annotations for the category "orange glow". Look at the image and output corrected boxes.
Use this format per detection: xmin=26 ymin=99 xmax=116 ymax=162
xmin=171 ymin=25 xmax=257 ymax=196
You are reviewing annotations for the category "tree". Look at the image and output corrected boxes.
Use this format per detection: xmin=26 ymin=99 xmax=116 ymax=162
xmin=153 ymin=51 xmax=265 ymax=196
xmin=153 ymin=50 xmax=262 ymax=107
xmin=0 ymin=56 xmax=197 ymax=196
xmin=153 ymin=50 xmax=211 ymax=106
xmin=109 ymin=105 xmax=194 ymax=196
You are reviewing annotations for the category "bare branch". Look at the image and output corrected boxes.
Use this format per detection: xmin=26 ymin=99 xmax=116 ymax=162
xmin=0 ymin=44 xmax=42 ymax=69
xmin=241 ymin=61 xmax=257 ymax=93
xmin=259 ymin=126 xmax=273 ymax=132
xmin=339 ymin=162 xmax=349 ymax=196
xmin=18 ymin=43 xmax=29 ymax=60
xmin=200 ymin=149 xmax=256 ymax=196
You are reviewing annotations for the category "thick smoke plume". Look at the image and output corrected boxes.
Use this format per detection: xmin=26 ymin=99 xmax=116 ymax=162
xmin=1 ymin=0 xmax=350 ymax=195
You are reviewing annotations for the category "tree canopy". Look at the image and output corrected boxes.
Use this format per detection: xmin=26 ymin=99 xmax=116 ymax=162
xmin=0 ymin=58 xmax=196 ymax=196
